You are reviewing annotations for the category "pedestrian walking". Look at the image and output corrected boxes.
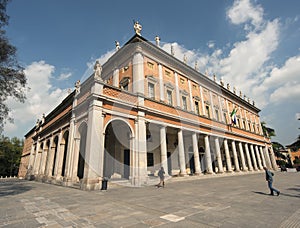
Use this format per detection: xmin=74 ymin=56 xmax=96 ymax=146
xmin=156 ymin=167 xmax=165 ymax=188
xmin=264 ymin=167 xmax=280 ymax=196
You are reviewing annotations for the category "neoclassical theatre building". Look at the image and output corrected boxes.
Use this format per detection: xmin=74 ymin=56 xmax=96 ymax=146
xmin=18 ymin=23 xmax=277 ymax=190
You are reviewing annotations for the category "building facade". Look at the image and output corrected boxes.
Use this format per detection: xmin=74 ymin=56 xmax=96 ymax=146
xmin=18 ymin=26 xmax=277 ymax=190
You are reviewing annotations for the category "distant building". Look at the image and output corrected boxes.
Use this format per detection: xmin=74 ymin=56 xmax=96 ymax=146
xmin=18 ymin=25 xmax=277 ymax=190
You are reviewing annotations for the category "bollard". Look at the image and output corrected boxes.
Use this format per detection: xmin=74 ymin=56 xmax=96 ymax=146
xmin=101 ymin=177 xmax=108 ymax=190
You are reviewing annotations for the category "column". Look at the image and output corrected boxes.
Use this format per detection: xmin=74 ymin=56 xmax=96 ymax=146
xmin=56 ymin=138 xmax=66 ymax=180
xmin=188 ymin=80 xmax=194 ymax=112
xmin=259 ymin=146 xmax=266 ymax=167
xmin=269 ymin=146 xmax=278 ymax=170
xmin=44 ymin=137 xmax=53 ymax=177
xmin=255 ymin=145 xmax=263 ymax=169
xmin=158 ymin=64 xmax=164 ymax=101
xmin=38 ymin=141 xmax=47 ymax=176
xmin=200 ymin=86 xmax=205 ymax=115
xmin=135 ymin=111 xmax=148 ymax=184
xmin=244 ymin=143 xmax=253 ymax=171
xmin=113 ymin=68 xmax=119 ymax=87
xmin=264 ymin=145 xmax=272 ymax=169
xmin=132 ymin=52 xmax=144 ymax=96
xmin=65 ymin=114 xmax=75 ymax=179
xmin=160 ymin=125 xmax=168 ymax=176
xmin=178 ymin=129 xmax=187 ymax=176
xmin=53 ymin=131 xmax=63 ymax=177
xmin=33 ymin=140 xmax=41 ymax=175
xmin=174 ymin=72 xmax=181 ymax=107
xmin=71 ymin=138 xmax=80 ymax=181
xmin=231 ymin=141 xmax=240 ymax=172
xmin=204 ymin=135 xmax=213 ymax=174
xmin=214 ymin=137 xmax=224 ymax=173
xmin=192 ymin=132 xmax=201 ymax=175
xmin=224 ymin=139 xmax=232 ymax=172
xmin=250 ymin=144 xmax=258 ymax=170
xmin=238 ymin=142 xmax=247 ymax=171
xmin=82 ymin=100 xmax=105 ymax=190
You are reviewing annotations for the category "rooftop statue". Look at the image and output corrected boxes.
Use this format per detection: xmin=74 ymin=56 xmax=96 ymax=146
xmin=155 ymin=36 xmax=160 ymax=46
xmin=134 ymin=21 xmax=142 ymax=35
xmin=115 ymin=41 xmax=120 ymax=50
xmin=94 ymin=60 xmax=102 ymax=79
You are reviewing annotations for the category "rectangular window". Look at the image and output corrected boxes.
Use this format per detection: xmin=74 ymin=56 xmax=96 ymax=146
xmin=148 ymin=83 xmax=155 ymax=99
xmin=167 ymin=90 xmax=173 ymax=105
xmin=215 ymin=109 xmax=219 ymax=121
xmin=182 ymin=96 xmax=187 ymax=110
xmin=206 ymin=106 xmax=210 ymax=118
xmin=147 ymin=153 xmax=154 ymax=167
xmin=165 ymin=70 xmax=171 ymax=77
xmin=195 ymin=101 xmax=199 ymax=115
xmin=147 ymin=62 xmax=154 ymax=69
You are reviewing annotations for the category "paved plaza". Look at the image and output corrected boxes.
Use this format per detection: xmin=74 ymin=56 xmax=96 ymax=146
xmin=0 ymin=171 xmax=299 ymax=227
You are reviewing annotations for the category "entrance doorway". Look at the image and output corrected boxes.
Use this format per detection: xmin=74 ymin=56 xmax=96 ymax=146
xmin=104 ymin=120 xmax=132 ymax=179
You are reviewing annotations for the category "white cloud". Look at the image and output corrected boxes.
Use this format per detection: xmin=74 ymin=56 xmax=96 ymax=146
xmin=269 ymin=82 xmax=300 ymax=103
xmin=263 ymin=56 xmax=300 ymax=88
xmin=58 ymin=72 xmax=72 ymax=81
xmin=227 ymin=0 xmax=264 ymax=29
xmin=207 ymin=41 xmax=215 ymax=49
xmin=4 ymin=61 xmax=70 ymax=137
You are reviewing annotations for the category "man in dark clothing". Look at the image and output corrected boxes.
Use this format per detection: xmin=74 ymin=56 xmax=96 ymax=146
xmin=264 ymin=167 xmax=280 ymax=196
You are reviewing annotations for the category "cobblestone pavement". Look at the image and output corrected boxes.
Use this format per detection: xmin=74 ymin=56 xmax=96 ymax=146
xmin=0 ymin=171 xmax=299 ymax=227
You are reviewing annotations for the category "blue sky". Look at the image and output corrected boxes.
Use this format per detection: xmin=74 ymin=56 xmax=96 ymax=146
xmin=3 ymin=0 xmax=300 ymax=145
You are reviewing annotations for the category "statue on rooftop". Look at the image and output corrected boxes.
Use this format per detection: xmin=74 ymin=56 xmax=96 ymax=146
xmin=115 ymin=41 xmax=120 ymax=50
xmin=94 ymin=60 xmax=102 ymax=79
xmin=133 ymin=20 xmax=142 ymax=35
xmin=155 ymin=36 xmax=160 ymax=46
xmin=183 ymin=54 xmax=187 ymax=64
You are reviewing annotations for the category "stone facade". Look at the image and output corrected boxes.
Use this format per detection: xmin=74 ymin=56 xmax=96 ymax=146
xmin=18 ymin=34 xmax=277 ymax=190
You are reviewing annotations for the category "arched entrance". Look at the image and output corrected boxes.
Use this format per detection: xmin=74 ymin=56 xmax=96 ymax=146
xmin=104 ymin=120 xmax=132 ymax=179
xmin=77 ymin=123 xmax=87 ymax=180
xmin=61 ymin=131 xmax=69 ymax=177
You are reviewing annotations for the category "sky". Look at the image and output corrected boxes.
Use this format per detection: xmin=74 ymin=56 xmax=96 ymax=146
xmin=3 ymin=0 xmax=300 ymax=146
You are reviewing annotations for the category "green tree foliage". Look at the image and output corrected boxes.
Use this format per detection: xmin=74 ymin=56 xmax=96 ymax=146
xmin=0 ymin=0 xmax=27 ymax=133
xmin=261 ymin=121 xmax=276 ymax=138
xmin=0 ymin=135 xmax=23 ymax=176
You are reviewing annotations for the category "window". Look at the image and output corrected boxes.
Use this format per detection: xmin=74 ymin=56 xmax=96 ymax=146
xmin=147 ymin=153 xmax=154 ymax=167
xmin=148 ymin=82 xmax=155 ymax=99
xmin=119 ymin=77 xmax=130 ymax=91
xmin=206 ymin=105 xmax=210 ymax=118
xmin=182 ymin=96 xmax=187 ymax=110
xmin=147 ymin=62 xmax=154 ymax=69
xmin=248 ymin=123 xmax=251 ymax=131
xmin=180 ymin=78 xmax=185 ymax=84
xmin=215 ymin=109 xmax=219 ymax=121
xmin=193 ymin=84 xmax=197 ymax=90
xmin=165 ymin=70 xmax=171 ymax=77
xmin=237 ymin=119 xmax=241 ymax=128
xmin=167 ymin=90 xmax=173 ymax=105
xmin=195 ymin=101 xmax=199 ymax=115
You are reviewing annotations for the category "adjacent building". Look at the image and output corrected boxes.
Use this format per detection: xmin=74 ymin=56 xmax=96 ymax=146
xmin=18 ymin=24 xmax=277 ymax=190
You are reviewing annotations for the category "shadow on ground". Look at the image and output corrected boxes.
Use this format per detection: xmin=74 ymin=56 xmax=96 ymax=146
xmin=0 ymin=180 xmax=32 ymax=197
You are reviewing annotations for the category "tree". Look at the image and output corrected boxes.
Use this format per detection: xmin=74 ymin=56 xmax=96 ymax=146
xmin=0 ymin=135 xmax=23 ymax=176
xmin=261 ymin=121 xmax=276 ymax=138
xmin=0 ymin=0 xmax=27 ymax=133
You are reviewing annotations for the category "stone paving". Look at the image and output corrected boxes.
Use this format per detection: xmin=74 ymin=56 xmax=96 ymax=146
xmin=0 ymin=171 xmax=299 ymax=227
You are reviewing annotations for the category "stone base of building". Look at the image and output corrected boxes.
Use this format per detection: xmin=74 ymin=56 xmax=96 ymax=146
xmin=80 ymin=178 xmax=101 ymax=191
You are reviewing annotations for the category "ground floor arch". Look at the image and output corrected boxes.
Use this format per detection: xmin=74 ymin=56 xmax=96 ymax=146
xmin=104 ymin=119 xmax=132 ymax=179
